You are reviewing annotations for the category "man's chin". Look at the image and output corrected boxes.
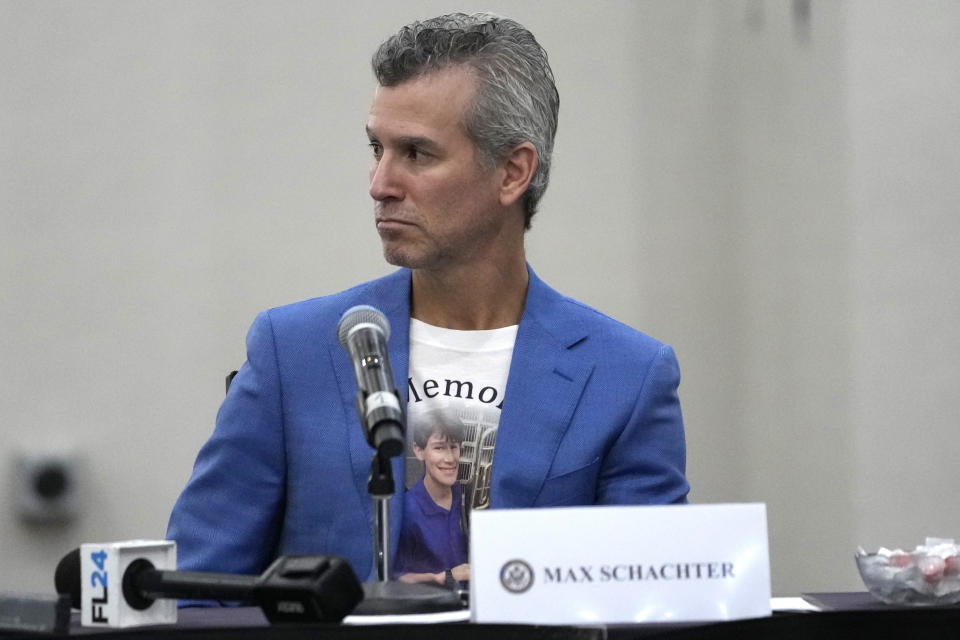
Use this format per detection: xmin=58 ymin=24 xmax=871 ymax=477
xmin=382 ymin=247 xmax=424 ymax=270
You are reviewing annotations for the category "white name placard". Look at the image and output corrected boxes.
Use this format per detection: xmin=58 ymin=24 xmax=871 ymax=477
xmin=470 ymin=503 xmax=770 ymax=624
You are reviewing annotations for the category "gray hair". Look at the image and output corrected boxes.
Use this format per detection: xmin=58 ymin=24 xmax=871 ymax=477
xmin=372 ymin=13 xmax=559 ymax=228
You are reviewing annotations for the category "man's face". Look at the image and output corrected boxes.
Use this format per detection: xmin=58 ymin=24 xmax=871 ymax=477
xmin=366 ymin=67 xmax=506 ymax=271
xmin=414 ymin=432 xmax=461 ymax=488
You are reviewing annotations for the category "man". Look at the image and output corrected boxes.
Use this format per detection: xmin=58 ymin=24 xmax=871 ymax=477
xmin=167 ymin=12 xmax=688 ymax=583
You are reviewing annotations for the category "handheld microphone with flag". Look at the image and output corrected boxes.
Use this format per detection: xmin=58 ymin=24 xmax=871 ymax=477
xmin=54 ymin=541 xmax=363 ymax=628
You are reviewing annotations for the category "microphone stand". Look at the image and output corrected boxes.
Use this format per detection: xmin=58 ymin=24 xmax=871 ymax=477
xmin=335 ymin=301 xmax=466 ymax=616
xmin=369 ymin=451 xmax=394 ymax=582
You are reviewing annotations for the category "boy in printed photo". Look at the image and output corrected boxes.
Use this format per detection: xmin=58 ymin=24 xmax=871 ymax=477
xmin=396 ymin=418 xmax=469 ymax=586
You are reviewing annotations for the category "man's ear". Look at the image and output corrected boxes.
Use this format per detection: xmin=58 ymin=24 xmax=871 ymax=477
xmin=413 ymin=445 xmax=425 ymax=462
xmin=499 ymin=142 xmax=538 ymax=208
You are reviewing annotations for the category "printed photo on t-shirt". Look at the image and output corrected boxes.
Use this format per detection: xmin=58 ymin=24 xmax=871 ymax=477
xmin=394 ymin=319 xmax=516 ymax=583
xmin=403 ymin=405 xmax=501 ymax=523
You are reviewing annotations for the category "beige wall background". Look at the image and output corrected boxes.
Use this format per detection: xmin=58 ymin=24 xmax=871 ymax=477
xmin=2 ymin=0 xmax=958 ymax=596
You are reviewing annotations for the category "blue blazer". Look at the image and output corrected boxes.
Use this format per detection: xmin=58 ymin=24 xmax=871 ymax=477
xmin=166 ymin=266 xmax=688 ymax=581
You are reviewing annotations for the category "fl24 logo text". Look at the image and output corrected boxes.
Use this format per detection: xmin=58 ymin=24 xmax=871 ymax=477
xmin=88 ymin=549 xmax=109 ymax=623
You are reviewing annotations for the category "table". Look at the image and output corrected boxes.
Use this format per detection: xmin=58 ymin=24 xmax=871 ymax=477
xmin=3 ymin=593 xmax=959 ymax=639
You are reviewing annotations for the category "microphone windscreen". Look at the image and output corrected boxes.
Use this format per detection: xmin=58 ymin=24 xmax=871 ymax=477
xmin=337 ymin=305 xmax=390 ymax=348
xmin=54 ymin=548 xmax=81 ymax=609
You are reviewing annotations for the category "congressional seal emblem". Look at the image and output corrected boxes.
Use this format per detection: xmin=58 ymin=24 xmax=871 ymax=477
xmin=500 ymin=559 xmax=534 ymax=594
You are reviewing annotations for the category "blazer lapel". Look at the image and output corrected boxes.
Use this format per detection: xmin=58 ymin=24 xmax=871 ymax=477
xmin=490 ymin=268 xmax=593 ymax=508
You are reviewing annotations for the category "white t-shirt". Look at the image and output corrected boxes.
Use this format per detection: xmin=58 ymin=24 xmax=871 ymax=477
xmin=404 ymin=318 xmax=518 ymax=513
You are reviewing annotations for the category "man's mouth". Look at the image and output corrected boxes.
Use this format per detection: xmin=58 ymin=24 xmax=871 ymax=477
xmin=375 ymin=203 xmax=414 ymax=225
xmin=376 ymin=217 xmax=414 ymax=231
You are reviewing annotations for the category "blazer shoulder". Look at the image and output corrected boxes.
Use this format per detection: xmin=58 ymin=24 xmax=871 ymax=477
xmin=540 ymin=285 xmax=671 ymax=361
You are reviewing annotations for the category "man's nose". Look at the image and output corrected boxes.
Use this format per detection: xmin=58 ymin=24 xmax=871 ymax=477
xmin=369 ymin=155 xmax=403 ymax=201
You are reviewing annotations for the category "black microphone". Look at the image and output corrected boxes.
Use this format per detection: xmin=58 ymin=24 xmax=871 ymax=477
xmin=337 ymin=305 xmax=404 ymax=457
xmin=55 ymin=549 xmax=363 ymax=623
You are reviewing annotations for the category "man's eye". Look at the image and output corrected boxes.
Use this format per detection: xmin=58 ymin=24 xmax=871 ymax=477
xmin=369 ymin=142 xmax=383 ymax=159
xmin=405 ymin=147 xmax=421 ymax=160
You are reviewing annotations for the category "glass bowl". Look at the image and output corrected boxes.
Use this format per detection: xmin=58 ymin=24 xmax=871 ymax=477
xmin=856 ymin=549 xmax=960 ymax=606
